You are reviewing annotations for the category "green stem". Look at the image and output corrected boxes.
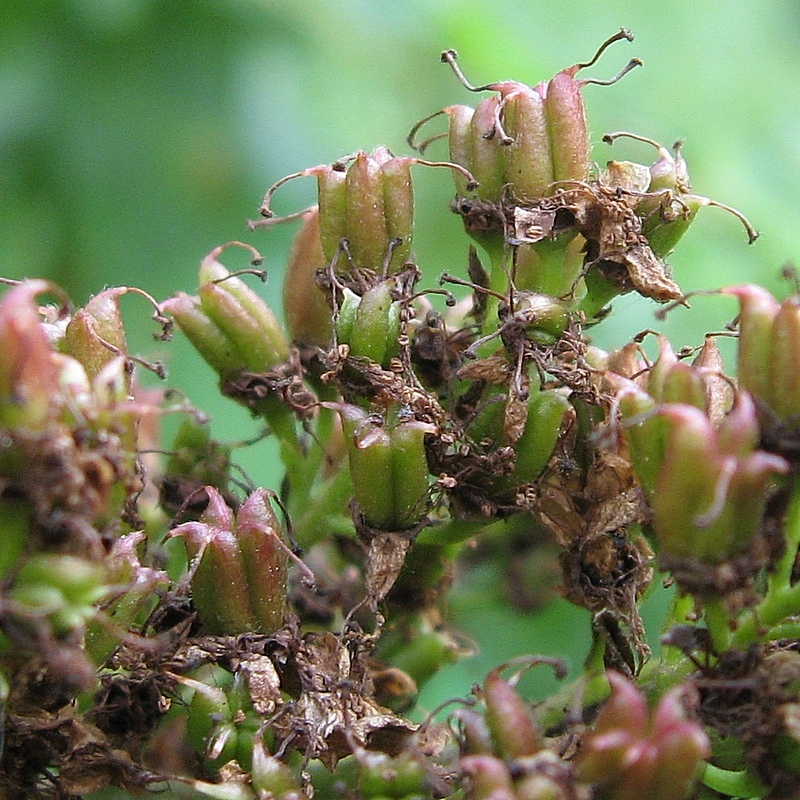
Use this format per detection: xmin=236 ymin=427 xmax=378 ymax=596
xmin=769 ymin=478 xmax=800 ymax=591
xmin=704 ymin=597 xmax=732 ymax=654
xmin=482 ymin=241 xmax=509 ymax=338
xmin=522 ymin=235 xmax=582 ymax=298
xmin=289 ymin=394 xmax=337 ymax=505
xmin=731 ymin=578 xmax=800 ymax=648
xmin=416 ymin=518 xmax=506 ymax=547
xmin=727 ymin=480 xmax=800 ymax=648
xmin=699 ymin=762 xmax=765 ymax=798
xmin=293 ymin=466 xmax=355 ymax=548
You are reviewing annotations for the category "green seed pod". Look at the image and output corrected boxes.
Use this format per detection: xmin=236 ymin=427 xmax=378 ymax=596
xmin=192 ymin=527 xmax=257 ymax=634
xmin=345 ymin=150 xmax=391 ymax=272
xmin=160 ymin=293 xmax=241 ymax=378
xmin=333 ymin=403 xmax=435 ymax=531
xmin=483 ymin=667 xmax=543 ymax=758
xmin=340 ymin=406 xmax=396 ymax=530
xmin=317 ymin=166 xmax=348 ymax=264
xmin=380 ymin=156 xmax=414 ymax=269
xmin=543 ymin=69 xmax=590 ymax=183
xmin=349 ymin=280 xmax=401 ymax=367
xmin=467 ymin=97 xmax=507 ymax=202
xmin=357 ymin=751 xmax=427 ymax=799
xmin=503 ymin=86 xmax=554 ymax=201
xmin=387 ymin=413 xmax=436 ymax=530
xmin=510 ymin=389 xmax=571 ymax=485
xmin=199 ymin=274 xmax=288 ymax=373
xmin=62 ymin=287 xmax=129 ymax=382
xmin=445 ymin=104 xmax=475 ymax=196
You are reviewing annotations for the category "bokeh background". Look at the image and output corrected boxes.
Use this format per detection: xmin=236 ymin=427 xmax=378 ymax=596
xmin=3 ymin=0 xmax=800 ymax=709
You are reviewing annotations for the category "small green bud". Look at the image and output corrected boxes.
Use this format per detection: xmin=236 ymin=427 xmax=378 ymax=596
xmin=10 ymin=554 xmax=108 ymax=636
xmin=644 ymin=335 xmax=731 ymax=420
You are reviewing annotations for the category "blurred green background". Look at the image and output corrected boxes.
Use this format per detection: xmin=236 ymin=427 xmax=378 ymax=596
xmin=3 ymin=0 xmax=800 ymax=708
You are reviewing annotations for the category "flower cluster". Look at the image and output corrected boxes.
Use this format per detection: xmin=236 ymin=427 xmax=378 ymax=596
xmin=1 ymin=29 xmax=797 ymax=800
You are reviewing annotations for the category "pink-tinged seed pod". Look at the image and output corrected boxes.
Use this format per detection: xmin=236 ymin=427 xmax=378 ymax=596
xmin=722 ymin=285 xmax=780 ymax=412
xmin=436 ymin=31 xmax=638 ymax=202
xmin=235 ymin=488 xmax=288 ymax=635
xmin=0 ymin=280 xmax=65 ymax=430
xmin=259 ymin=148 xmax=472 ymax=274
xmin=576 ymin=672 xmax=709 ymax=800
xmin=541 ymin=68 xmax=590 ymax=183
xmin=171 ymin=487 xmax=288 ymax=635
xmin=483 ymin=666 xmax=543 ymax=758
xmin=645 ymin=335 xmax=722 ymax=415
xmin=283 ymin=206 xmax=332 ymax=347
xmin=503 ymin=86 xmax=554 ymax=200
xmin=653 ymin=396 xmax=787 ymax=563
xmin=466 ymin=97 xmax=508 ymax=201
